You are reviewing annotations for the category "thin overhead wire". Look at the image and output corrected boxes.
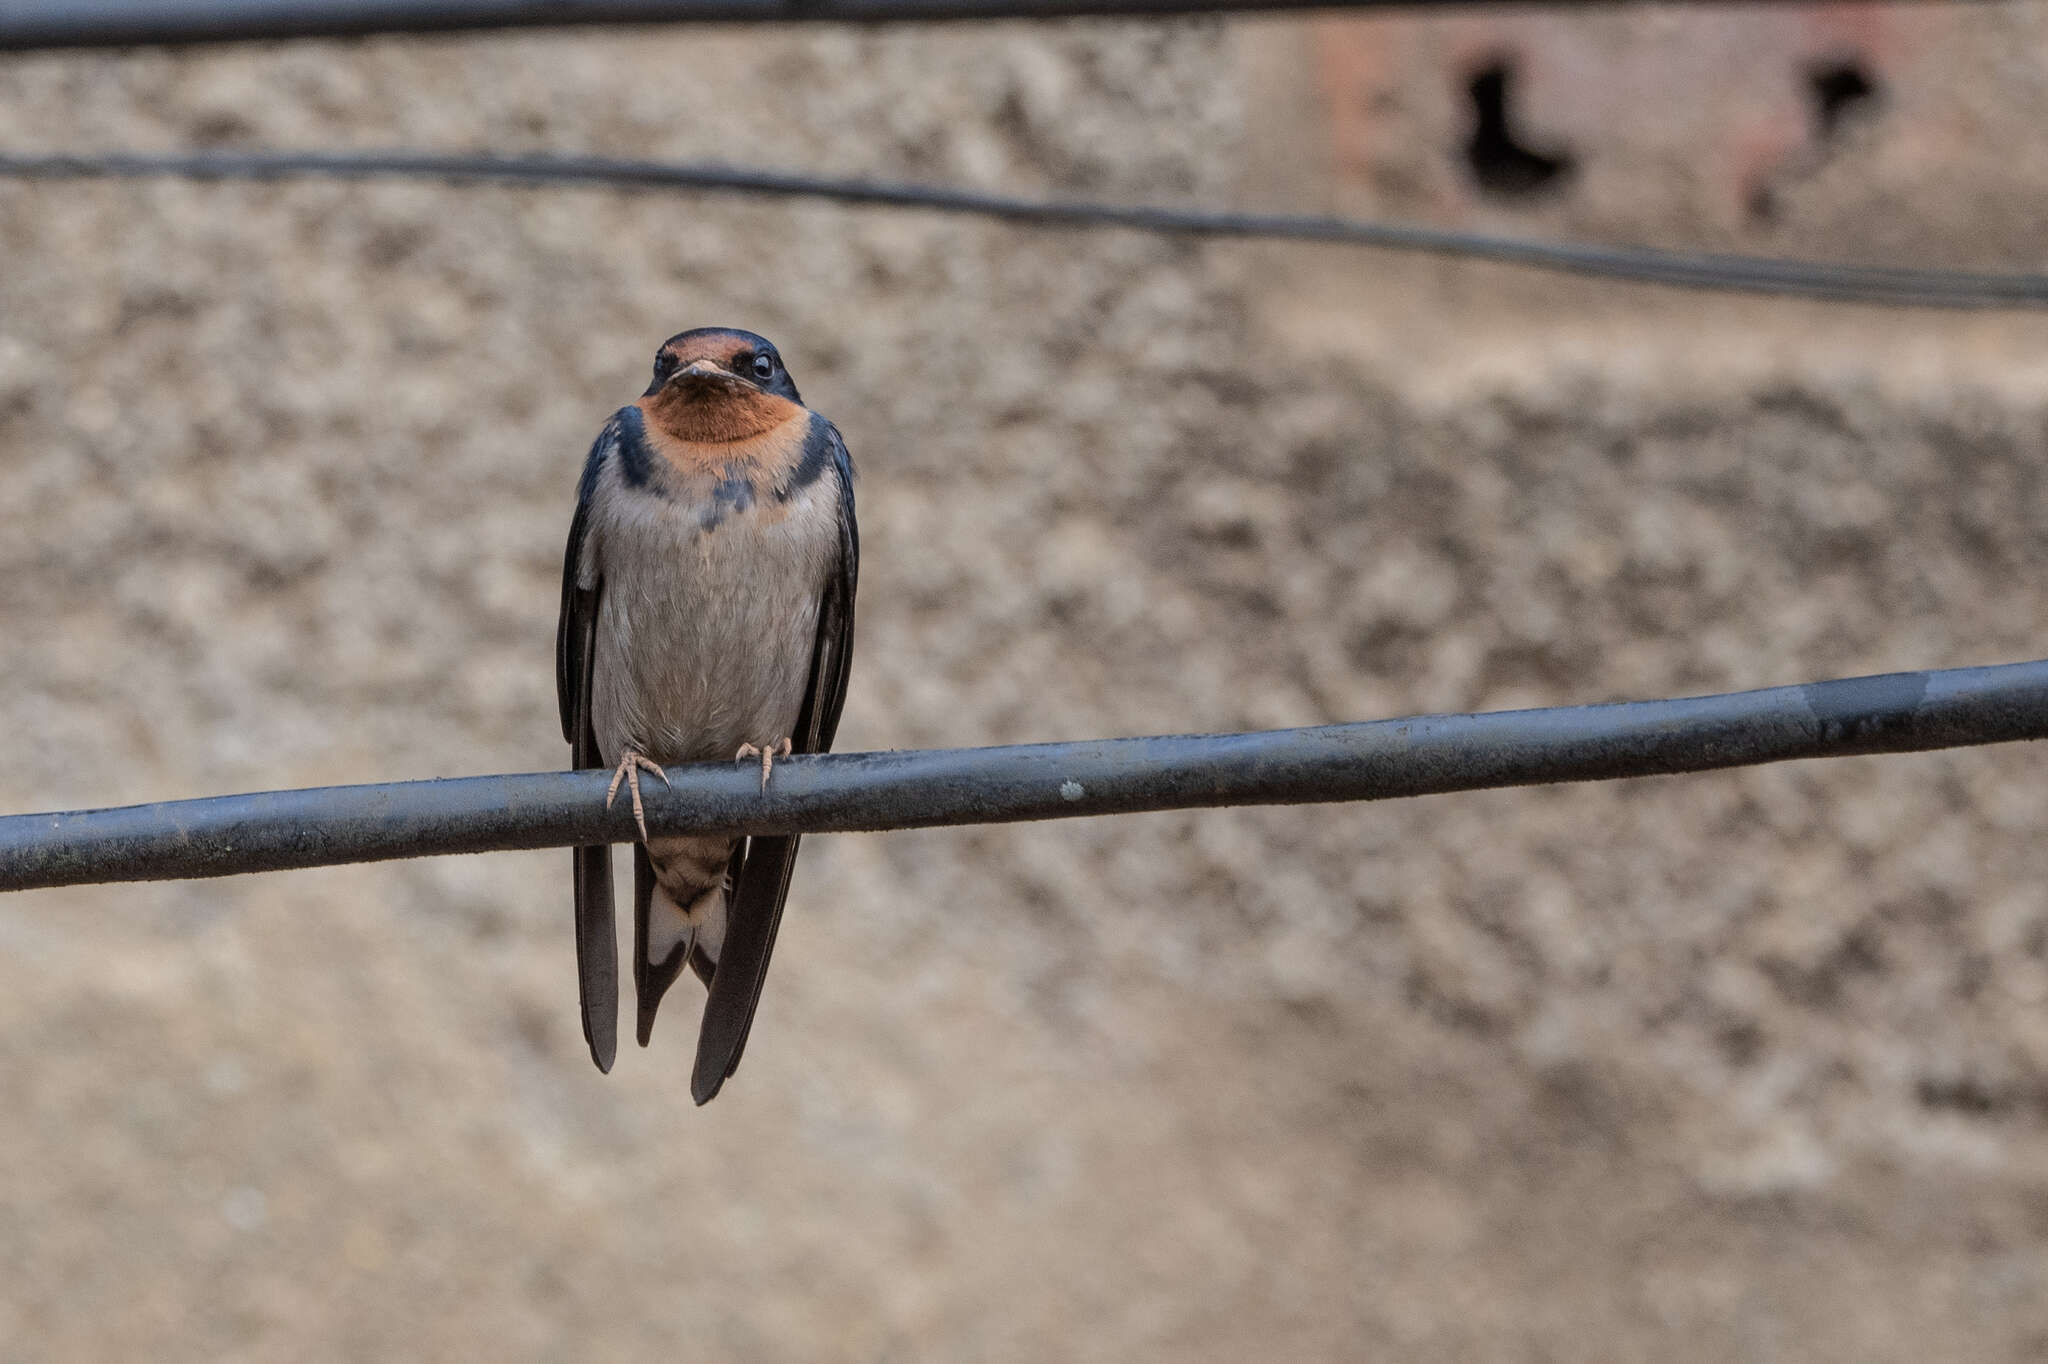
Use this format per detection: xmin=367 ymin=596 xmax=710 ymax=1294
xmin=1 ymin=150 xmax=2042 ymax=307
xmin=0 ymin=0 xmax=1962 ymax=52
xmin=4 ymin=657 xmax=2045 ymax=893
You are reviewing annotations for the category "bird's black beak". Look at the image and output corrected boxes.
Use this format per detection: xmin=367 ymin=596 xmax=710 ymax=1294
xmin=670 ymin=359 xmax=743 ymax=389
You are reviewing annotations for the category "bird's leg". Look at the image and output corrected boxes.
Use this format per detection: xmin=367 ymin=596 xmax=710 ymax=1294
xmin=734 ymin=737 xmax=793 ymax=792
xmin=604 ymin=750 xmax=670 ymax=841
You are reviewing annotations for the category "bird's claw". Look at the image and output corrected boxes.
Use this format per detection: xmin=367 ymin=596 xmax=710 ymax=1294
xmin=735 ymin=738 xmax=793 ymax=792
xmin=604 ymin=751 xmax=670 ymax=841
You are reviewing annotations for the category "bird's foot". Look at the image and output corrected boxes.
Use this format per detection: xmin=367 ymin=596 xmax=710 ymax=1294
xmin=734 ymin=737 xmax=793 ymax=792
xmin=604 ymin=750 xmax=670 ymax=840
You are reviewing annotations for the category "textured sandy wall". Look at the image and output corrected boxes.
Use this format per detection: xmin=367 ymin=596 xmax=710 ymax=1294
xmin=3 ymin=14 xmax=2048 ymax=1360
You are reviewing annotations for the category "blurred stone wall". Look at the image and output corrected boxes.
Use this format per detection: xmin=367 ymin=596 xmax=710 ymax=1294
xmin=1294 ymin=2 xmax=2048 ymax=256
xmin=2 ymin=11 xmax=2048 ymax=1360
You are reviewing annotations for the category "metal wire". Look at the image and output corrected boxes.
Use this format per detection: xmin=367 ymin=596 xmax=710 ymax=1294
xmin=0 ymin=0 xmax=1961 ymax=52
xmin=2 ymin=150 xmax=2041 ymax=308
xmin=4 ymin=657 xmax=2044 ymax=893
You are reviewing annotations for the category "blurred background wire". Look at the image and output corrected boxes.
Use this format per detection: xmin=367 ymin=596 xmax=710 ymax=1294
xmin=0 ymin=0 xmax=1957 ymax=51
xmin=5 ymin=148 xmax=2044 ymax=305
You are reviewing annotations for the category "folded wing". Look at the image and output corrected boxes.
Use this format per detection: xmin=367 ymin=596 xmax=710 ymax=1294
xmin=557 ymin=420 xmax=622 ymax=1074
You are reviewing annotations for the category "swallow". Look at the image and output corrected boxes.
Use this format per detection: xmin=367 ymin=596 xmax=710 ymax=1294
xmin=555 ymin=327 xmax=857 ymax=1104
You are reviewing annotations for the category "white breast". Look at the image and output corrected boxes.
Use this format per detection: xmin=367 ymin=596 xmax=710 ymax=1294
xmin=584 ymin=464 xmax=842 ymax=767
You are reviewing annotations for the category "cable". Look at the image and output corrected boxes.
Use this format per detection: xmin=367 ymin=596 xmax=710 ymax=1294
xmin=2 ymin=149 xmax=2039 ymax=307
xmin=0 ymin=0 xmax=1951 ymax=53
xmin=4 ymin=657 xmax=2045 ymax=892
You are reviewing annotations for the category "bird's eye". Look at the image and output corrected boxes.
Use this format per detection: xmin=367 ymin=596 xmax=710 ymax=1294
xmin=750 ymin=353 xmax=777 ymax=381
xmin=652 ymin=353 xmax=678 ymax=381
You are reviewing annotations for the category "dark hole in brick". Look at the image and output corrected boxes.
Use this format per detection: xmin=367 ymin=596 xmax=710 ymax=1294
xmin=1464 ymin=60 xmax=1576 ymax=197
xmin=1916 ymin=1073 xmax=2005 ymax=1117
xmin=1808 ymin=59 xmax=1880 ymax=140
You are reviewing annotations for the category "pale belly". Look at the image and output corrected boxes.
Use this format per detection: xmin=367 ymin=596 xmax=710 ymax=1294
xmin=587 ymin=476 xmax=839 ymax=767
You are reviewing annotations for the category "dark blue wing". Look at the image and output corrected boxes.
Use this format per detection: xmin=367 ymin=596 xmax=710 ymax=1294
xmin=557 ymin=417 xmax=624 ymax=1074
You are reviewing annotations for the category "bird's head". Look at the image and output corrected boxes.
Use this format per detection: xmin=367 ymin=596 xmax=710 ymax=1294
xmin=640 ymin=327 xmax=806 ymax=445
